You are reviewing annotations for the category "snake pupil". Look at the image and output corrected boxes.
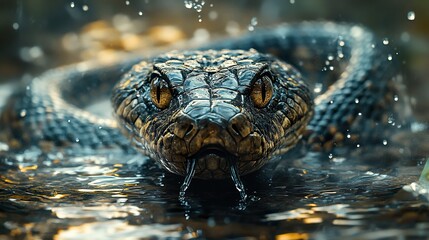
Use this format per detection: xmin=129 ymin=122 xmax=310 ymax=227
xmin=150 ymin=76 xmax=172 ymax=109
xmin=250 ymin=74 xmax=273 ymax=108
xmin=261 ymin=77 xmax=267 ymax=103
xmin=156 ymin=85 xmax=161 ymax=104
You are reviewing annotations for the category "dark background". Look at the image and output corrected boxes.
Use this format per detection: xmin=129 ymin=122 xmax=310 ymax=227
xmin=0 ymin=0 xmax=428 ymax=118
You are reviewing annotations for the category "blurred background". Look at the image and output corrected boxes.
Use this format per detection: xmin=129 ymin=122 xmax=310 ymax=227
xmin=0 ymin=0 xmax=428 ymax=118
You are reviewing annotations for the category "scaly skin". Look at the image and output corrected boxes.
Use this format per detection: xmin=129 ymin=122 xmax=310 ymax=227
xmin=0 ymin=22 xmax=408 ymax=184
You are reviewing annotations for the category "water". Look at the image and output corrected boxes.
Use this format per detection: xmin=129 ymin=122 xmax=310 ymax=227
xmin=1 ymin=1 xmax=429 ymax=239
xmin=0 ymin=130 xmax=428 ymax=239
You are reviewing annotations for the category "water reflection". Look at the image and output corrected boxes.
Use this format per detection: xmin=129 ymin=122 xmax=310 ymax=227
xmin=1 ymin=133 xmax=428 ymax=239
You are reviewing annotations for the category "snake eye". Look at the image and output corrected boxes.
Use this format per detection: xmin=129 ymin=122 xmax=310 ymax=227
xmin=250 ymin=74 xmax=273 ymax=108
xmin=150 ymin=76 xmax=172 ymax=109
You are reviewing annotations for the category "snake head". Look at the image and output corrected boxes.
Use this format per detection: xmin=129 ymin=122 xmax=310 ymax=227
xmin=112 ymin=49 xmax=313 ymax=180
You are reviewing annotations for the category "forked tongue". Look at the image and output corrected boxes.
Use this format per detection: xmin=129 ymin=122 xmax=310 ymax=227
xmin=179 ymin=158 xmax=247 ymax=201
xmin=229 ymin=161 xmax=247 ymax=201
xmin=179 ymin=158 xmax=196 ymax=198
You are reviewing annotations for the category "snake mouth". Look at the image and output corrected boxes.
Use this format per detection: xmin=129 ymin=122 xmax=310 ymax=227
xmin=179 ymin=145 xmax=247 ymax=201
xmin=191 ymin=145 xmax=237 ymax=162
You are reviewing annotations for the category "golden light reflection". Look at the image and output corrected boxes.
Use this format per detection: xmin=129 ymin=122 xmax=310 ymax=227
xmin=54 ymin=221 xmax=182 ymax=240
xmin=276 ymin=232 xmax=309 ymax=240
xmin=18 ymin=164 xmax=38 ymax=172
xmin=303 ymin=218 xmax=322 ymax=224
xmin=48 ymin=193 xmax=69 ymax=199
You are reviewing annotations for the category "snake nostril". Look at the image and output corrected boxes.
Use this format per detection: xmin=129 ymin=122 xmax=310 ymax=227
xmin=228 ymin=114 xmax=252 ymax=138
xmin=185 ymin=124 xmax=194 ymax=136
xmin=174 ymin=114 xmax=196 ymax=139
xmin=231 ymin=123 xmax=240 ymax=136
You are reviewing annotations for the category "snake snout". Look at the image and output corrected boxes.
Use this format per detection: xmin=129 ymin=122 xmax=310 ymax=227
xmin=173 ymin=114 xmax=197 ymax=139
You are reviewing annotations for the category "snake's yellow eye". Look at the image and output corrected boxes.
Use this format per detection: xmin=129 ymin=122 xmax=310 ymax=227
xmin=150 ymin=77 xmax=172 ymax=109
xmin=250 ymin=74 xmax=273 ymax=108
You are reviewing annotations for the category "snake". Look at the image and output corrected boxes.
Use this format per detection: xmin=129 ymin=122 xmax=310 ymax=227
xmin=0 ymin=22 xmax=407 ymax=199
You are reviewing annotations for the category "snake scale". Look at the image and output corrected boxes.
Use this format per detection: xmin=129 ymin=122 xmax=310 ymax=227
xmin=0 ymin=22 xmax=408 ymax=199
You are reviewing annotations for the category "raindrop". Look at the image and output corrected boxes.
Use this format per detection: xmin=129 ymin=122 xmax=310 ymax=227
xmin=210 ymin=3 xmax=214 ymax=7
xmin=382 ymin=38 xmax=389 ymax=45
xmin=194 ymin=4 xmax=202 ymax=12
xmin=338 ymin=52 xmax=344 ymax=59
xmin=313 ymin=83 xmax=322 ymax=93
xmin=125 ymin=0 xmax=130 ymax=5
xmin=327 ymin=55 xmax=334 ymax=61
xmin=356 ymin=144 xmax=360 ymax=148
xmin=387 ymin=54 xmax=393 ymax=61
xmin=339 ymin=40 xmax=345 ymax=46
xmin=358 ymin=112 xmax=362 ymax=116
xmin=382 ymin=140 xmax=388 ymax=146
xmin=328 ymin=153 xmax=333 ymax=159
xmin=209 ymin=11 xmax=218 ymax=20
xmin=20 ymin=109 xmax=27 ymax=117
xmin=184 ymin=0 xmax=193 ymax=8
xmin=401 ymin=32 xmax=410 ymax=42
xmin=407 ymin=11 xmax=415 ymax=21
xmin=138 ymin=11 xmax=143 ymax=16
xmin=70 ymin=2 xmax=75 ymax=8
xmin=354 ymin=98 xmax=359 ymax=104
xmin=329 ymin=66 xmax=334 ymax=71
xmin=346 ymin=134 xmax=351 ymax=139
xmin=393 ymin=95 xmax=399 ymax=101
xmin=248 ymin=17 xmax=258 ymax=31
xmin=75 ymin=138 xmax=80 ymax=143
xmin=82 ymin=5 xmax=89 ymax=11
xmin=329 ymin=100 xmax=334 ymax=104
xmin=371 ymin=44 xmax=375 ymax=48
xmin=12 ymin=22 xmax=19 ymax=30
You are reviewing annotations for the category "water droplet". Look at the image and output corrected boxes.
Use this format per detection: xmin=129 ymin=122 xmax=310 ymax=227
xmin=382 ymin=38 xmax=389 ymax=45
xmin=338 ymin=52 xmax=344 ymax=59
xmin=314 ymin=83 xmax=322 ymax=93
xmin=356 ymin=144 xmax=360 ymax=148
xmin=329 ymin=66 xmax=334 ymax=71
xmin=75 ymin=138 xmax=80 ymax=143
xmin=125 ymin=0 xmax=130 ymax=5
xmin=382 ymin=140 xmax=388 ymax=146
xmin=290 ymin=0 xmax=295 ymax=4
xmin=339 ymin=40 xmax=345 ymax=47
xmin=20 ymin=109 xmax=27 ymax=117
xmin=184 ymin=0 xmax=193 ymax=8
xmin=358 ymin=112 xmax=362 ymax=116
xmin=209 ymin=11 xmax=218 ymax=20
xmin=328 ymin=153 xmax=333 ymax=159
xmin=371 ymin=44 xmax=375 ymax=48
xmin=401 ymin=32 xmax=410 ymax=42
xmin=407 ymin=11 xmax=415 ymax=21
xmin=70 ymin=2 xmax=75 ymax=8
xmin=346 ymin=134 xmax=351 ymax=139
xmin=387 ymin=54 xmax=393 ymax=61
xmin=354 ymin=98 xmax=359 ymax=104
xmin=82 ymin=5 xmax=89 ymax=11
xmin=393 ymin=95 xmax=399 ymax=101
xmin=12 ymin=22 xmax=19 ymax=30
xmin=327 ymin=55 xmax=334 ymax=61
xmin=329 ymin=100 xmax=334 ymax=104
xmin=138 ymin=11 xmax=143 ymax=16
xmin=248 ymin=17 xmax=258 ymax=31
xmin=209 ymin=3 xmax=214 ymax=7
xmin=194 ymin=4 xmax=202 ymax=12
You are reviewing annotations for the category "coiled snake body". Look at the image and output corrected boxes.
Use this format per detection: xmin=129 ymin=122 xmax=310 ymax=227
xmin=1 ymin=23 xmax=407 ymax=199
